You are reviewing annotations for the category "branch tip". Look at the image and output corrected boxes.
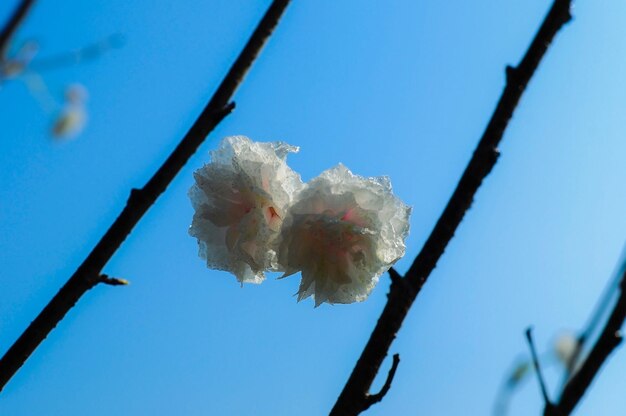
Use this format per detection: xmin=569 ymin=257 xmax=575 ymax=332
xmin=98 ymin=275 xmax=129 ymax=286
xmin=388 ymin=267 xmax=403 ymax=285
xmin=505 ymin=65 xmax=518 ymax=83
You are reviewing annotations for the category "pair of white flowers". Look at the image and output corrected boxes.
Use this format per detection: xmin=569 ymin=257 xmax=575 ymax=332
xmin=189 ymin=136 xmax=411 ymax=306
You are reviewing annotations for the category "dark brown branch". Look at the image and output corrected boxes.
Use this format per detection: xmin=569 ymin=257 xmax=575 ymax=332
xmin=0 ymin=0 xmax=291 ymax=392
xmin=0 ymin=0 xmax=36 ymax=60
xmin=329 ymin=1 xmax=573 ymax=415
xmin=546 ymin=270 xmax=626 ymax=416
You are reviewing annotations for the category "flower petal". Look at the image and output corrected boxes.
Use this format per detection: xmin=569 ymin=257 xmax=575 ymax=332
xmin=189 ymin=136 xmax=302 ymax=284
xmin=278 ymin=164 xmax=410 ymax=305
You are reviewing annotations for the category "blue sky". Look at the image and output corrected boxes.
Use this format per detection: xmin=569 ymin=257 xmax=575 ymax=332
xmin=1 ymin=1 xmax=625 ymax=415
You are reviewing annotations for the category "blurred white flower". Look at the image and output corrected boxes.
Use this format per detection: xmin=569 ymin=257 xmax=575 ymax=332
xmin=189 ymin=136 xmax=302 ymax=284
xmin=51 ymin=83 xmax=88 ymax=139
xmin=554 ymin=332 xmax=579 ymax=367
xmin=278 ymin=164 xmax=411 ymax=306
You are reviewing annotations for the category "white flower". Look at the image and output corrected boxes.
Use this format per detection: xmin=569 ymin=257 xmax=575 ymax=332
xmin=278 ymin=164 xmax=411 ymax=306
xmin=189 ymin=136 xmax=302 ymax=284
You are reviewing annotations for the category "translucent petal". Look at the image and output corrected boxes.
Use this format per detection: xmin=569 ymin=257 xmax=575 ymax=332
xmin=278 ymin=164 xmax=411 ymax=305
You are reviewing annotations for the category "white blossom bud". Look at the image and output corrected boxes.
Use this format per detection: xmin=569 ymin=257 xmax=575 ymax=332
xmin=554 ymin=332 xmax=579 ymax=367
xmin=51 ymin=106 xmax=86 ymax=138
xmin=189 ymin=136 xmax=302 ymax=284
xmin=51 ymin=84 xmax=88 ymax=139
xmin=278 ymin=164 xmax=411 ymax=306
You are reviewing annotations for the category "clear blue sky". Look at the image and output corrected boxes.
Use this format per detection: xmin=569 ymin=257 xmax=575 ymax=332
xmin=1 ymin=1 xmax=625 ymax=415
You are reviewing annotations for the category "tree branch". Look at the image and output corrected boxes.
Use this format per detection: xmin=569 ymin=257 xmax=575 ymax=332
xmin=0 ymin=0 xmax=291 ymax=393
xmin=546 ymin=269 xmax=626 ymax=416
xmin=329 ymin=1 xmax=573 ymax=414
xmin=0 ymin=0 xmax=36 ymax=60
xmin=526 ymin=327 xmax=555 ymax=411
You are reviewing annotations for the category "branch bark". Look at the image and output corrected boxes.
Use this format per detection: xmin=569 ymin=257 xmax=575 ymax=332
xmin=546 ymin=269 xmax=626 ymax=416
xmin=0 ymin=0 xmax=36 ymax=60
xmin=329 ymin=1 xmax=573 ymax=414
xmin=0 ymin=0 xmax=291 ymax=392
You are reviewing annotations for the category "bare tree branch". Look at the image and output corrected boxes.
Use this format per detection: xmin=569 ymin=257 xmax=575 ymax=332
xmin=0 ymin=0 xmax=36 ymax=60
xmin=28 ymin=33 xmax=124 ymax=73
xmin=0 ymin=0 xmax=291 ymax=393
xmin=546 ymin=269 xmax=626 ymax=416
xmin=329 ymin=1 xmax=573 ymax=414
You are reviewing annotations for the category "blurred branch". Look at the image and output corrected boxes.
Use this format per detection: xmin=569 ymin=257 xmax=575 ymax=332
xmin=546 ymin=269 xmax=626 ymax=416
xmin=0 ymin=0 xmax=291 ymax=393
xmin=0 ymin=0 xmax=35 ymax=60
xmin=329 ymin=1 xmax=573 ymax=414
xmin=29 ymin=33 xmax=124 ymax=73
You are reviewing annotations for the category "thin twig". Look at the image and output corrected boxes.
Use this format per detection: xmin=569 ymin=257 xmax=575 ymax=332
xmin=28 ymin=34 xmax=124 ymax=73
xmin=0 ymin=0 xmax=291 ymax=392
xmin=362 ymin=354 xmax=400 ymax=412
xmin=99 ymin=275 xmax=130 ymax=286
xmin=329 ymin=1 xmax=573 ymax=414
xmin=0 ymin=0 xmax=36 ymax=60
xmin=547 ymin=270 xmax=626 ymax=416
xmin=525 ymin=327 xmax=554 ymax=410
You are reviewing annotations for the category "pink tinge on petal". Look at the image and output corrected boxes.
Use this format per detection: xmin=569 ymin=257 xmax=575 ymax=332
xmin=261 ymin=170 xmax=271 ymax=193
xmin=340 ymin=207 xmax=367 ymax=228
xmin=265 ymin=206 xmax=282 ymax=231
